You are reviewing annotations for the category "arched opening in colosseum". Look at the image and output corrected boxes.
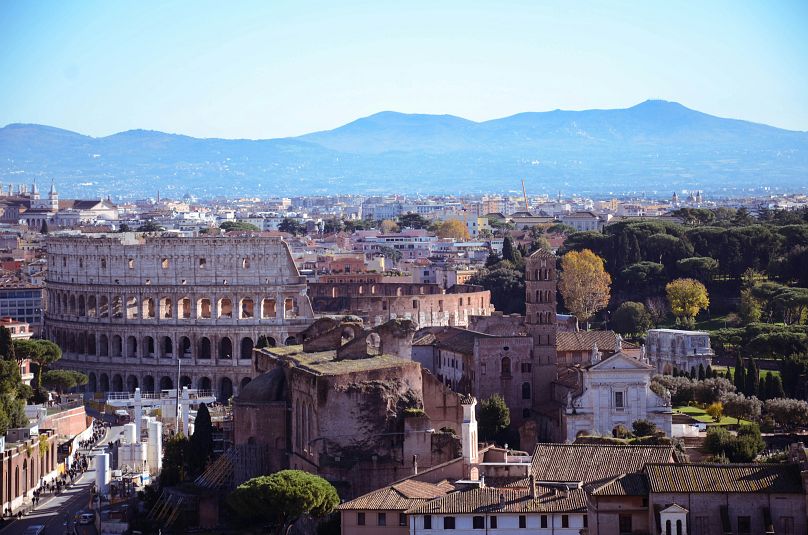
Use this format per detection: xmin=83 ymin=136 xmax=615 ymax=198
xmin=198 ymin=376 xmax=212 ymax=391
xmin=144 ymin=336 xmax=155 ymax=357
xmin=396 ymin=287 xmax=403 ymax=297
xmin=219 ymin=377 xmax=233 ymax=402
xmin=77 ymin=332 xmax=86 ymax=354
xmin=126 ymin=336 xmax=138 ymax=358
xmin=198 ymin=337 xmax=212 ymax=359
xmin=358 ymin=285 xmax=364 ymax=295
xmin=330 ymin=287 xmax=338 ymax=298
xmin=179 ymin=297 xmax=191 ymax=319
xmin=143 ymin=375 xmax=155 ymax=393
xmin=284 ymin=298 xmax=295 ymax=318
xmin=219 ymin=337 xmax=233 ymax=359
xmin=219 ymin=298 xmax=233 ymax=318
xmin=240 ymin=337 xmax=253 ymax=359
xmin=285 ymin=336 xmax=297 ymax=346
xmin=112 ymin=296 xmax=122 ymax=318
xmin=61 ymin=294 xmax=67 ymax=313
xmin=142 ymin=298 xmax=155 ymax=319
xmin=99 ymin=296 xmax=109 ymax=317
xmin=160 ymin=377 xmax=173 ymax=390
xmin=112 ymin=335 xmax=122 ymax=357
xmin=126 ymin=375 xmax=138 ymax=393
xmin=261 ymin=298 xmax=276 ymax=318
xmin=101 ymin=258 xmax=107 ymax=269
xmin=180 ymin=375 xmax=192 ymax=388
xmin=198 ymin=298 xmax=211 ymax=319
xmin=99 ymin=335 xmax=109 ymax=357
xmin=242 ymin=257 xmax=250 ymax=269
xmin=241 ymin=377 xmax=251 ymax=389
xmin=161 ymin=337 xmax=173 ymax=358
xmin=125 ymin=296 xmax=138 ymax=319
xmin=160 ymin=297 xmax=173 ymax=319
xmin=69 ymin=295 xmax=76 ymax=314
xmin=78 ymin=295 xmax=85 ymax=316
xmin=88 ymin=334 xmax=96 ymax=356
xmin=179 ymin=337 xmax=191 ymax=357
xmin=366 ymin=332 xmax=381 ymax=355
xmin=100 ymin=373 xmax=109 ymax=392
xmin=240 ymin=298 xmax=254 ymax=319
xmin=112 ymin=374 xmax=123 ymax=391
xmin=88 ymin=373 xmax=97 ymax=392
xmin=87 ymin=296 xmax=97 ymax=317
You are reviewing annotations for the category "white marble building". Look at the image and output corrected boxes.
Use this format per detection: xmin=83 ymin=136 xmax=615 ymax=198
xmin=564 ymin=347 xmax=672 ymax=441
xmin=646 ymin=328 xmax=714 ymax=375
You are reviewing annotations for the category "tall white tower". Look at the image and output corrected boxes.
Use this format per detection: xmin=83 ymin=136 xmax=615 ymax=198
xmin=47 ymin=180 xmax=59 ymax=211
xmin=461 ymin=396 xmax=478 ymax=467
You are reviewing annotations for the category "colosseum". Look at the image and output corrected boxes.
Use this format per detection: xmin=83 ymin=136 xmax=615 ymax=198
xmin=44 ymin=235 xmax=314 ymax=400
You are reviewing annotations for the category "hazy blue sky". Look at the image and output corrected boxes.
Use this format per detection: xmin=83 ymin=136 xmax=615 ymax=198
xmin=1 ymin=1 xmax=806 ymax=138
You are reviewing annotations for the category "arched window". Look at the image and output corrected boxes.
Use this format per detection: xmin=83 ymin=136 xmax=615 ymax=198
xmin=162 ymin=336 xmax=173 ymax=358
xmin=199 ymin=337 xmax=211 ymax=358
xmin=99 ymin=335 xmax=109 ymax=357
xmin=262 ymin=298 xmax=276 ymax=318
xmin=219 ymin=337 xmax=233 ymax=359
xmin=522 ymin=382 xmax=531 ymax=400
xmin=198 ymin=298 xmax=212 ymax=319
xmin=124 ymin=296 xmax=137 ymax=319
xmin=501 ymin=357 xmax=511 ymax=375
xmin=219 ymin=298 xmax=233 ymax=318
xmin=240 ymin=337 xmax=254 ymax=359
xmin=240 ymin=298 xmax=254 ymax=319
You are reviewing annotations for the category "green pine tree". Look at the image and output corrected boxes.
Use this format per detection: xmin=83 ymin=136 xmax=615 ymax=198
xmin=733 ymin=356 xmax=746 ymax=393
xmin=698 ymin=363 xmax=706 ymax=381
xmin=745 ymin=359 xmax=760 ymax=397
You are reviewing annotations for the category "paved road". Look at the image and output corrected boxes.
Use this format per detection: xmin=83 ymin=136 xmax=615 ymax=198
xmin=1 ymin=425 xmax=123 ymax=535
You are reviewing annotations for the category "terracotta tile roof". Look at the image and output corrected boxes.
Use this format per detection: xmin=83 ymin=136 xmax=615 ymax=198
xmin=339 ymin=479 xmax=454 ymax=511
xmin=530 ymin=443 xmax=675 ymax=486
xmin=645 ymin=463 xmax=804 ymax=494
xmin=405 ymin=485 xmax=587 ymax=515
xmin=556 ymin=331 xmax=621 ymax=353
xmin=590 ymin=473 xmax=649 ymax=496
xmin=412 ymin=326 xmax=492 ymax=355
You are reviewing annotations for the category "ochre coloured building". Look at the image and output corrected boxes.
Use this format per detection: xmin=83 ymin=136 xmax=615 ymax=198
xmin=44 ymin=234 xmax=313 ymax=400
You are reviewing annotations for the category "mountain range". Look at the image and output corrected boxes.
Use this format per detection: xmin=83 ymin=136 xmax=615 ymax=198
xmin=1 ymin=100 xmax=806 ymax=199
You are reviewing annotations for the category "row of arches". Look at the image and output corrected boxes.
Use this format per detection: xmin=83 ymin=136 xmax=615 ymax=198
xmin=4 ymin=438 xmax=56 ymax=505
xmin=85 ymin=371 xmax=252 ymax=402
xmin=48 ymin=291 xmax=302 ymax=321
xmin=50 ymin=329 xmax=299 ymax=360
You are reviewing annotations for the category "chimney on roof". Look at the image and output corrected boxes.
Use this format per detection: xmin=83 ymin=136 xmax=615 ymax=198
xmin=529 ymin=475 xmax=536 ymax=499
xmin=615 ymin=334 xmax=623 ymax=352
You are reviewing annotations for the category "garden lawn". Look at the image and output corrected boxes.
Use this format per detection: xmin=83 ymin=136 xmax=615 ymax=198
xmin=673 ymin=405 xmax=752 ymax=426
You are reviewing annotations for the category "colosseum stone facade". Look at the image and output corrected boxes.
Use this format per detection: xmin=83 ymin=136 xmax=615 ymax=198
xmin=44 ymin=235 xmax=314 ymax=401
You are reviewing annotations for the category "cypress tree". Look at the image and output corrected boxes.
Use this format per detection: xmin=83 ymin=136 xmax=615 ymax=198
xmin=745 ymin=359 xmax=760 ymax=397
xmin=691 ymin=366 xmax=697 ymax=380
xmin=502 ymin=236 xmax=516 ymax=263
xmin=698 ymin=363 xmax=706 ymax=381
xmin=706 ymin=365 xmax=714 ymax=379
xmin=762 ymin=372 xmax=773 ymax=400
xmin=0 ymin=327 xmax=14 ymax=360
xmin=769 ymin=374 xmax=785 ymax=399
xmin=189 ymin=402 xmax=214 ymax=477
xmin=733 ymin=356 xmax=746 ymax=393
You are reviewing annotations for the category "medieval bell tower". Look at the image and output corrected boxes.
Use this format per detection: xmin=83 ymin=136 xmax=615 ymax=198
xmin=524 ymin=249 xmax=558 ymax=406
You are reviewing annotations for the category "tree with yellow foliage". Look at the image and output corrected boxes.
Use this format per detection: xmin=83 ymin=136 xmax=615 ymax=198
xmin=559 ymin=249 xmax=611 ymax=326
xmin=380 ymin=219 xmax=400 ymax=233
xmin=435 ymin=219 xmax=470 ymax=240
xmin=666 ymin=278 xmax=709 ymax=327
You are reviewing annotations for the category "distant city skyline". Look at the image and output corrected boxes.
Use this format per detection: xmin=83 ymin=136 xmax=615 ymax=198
xmin=1 ymin=1 xmax=807 ymax=138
